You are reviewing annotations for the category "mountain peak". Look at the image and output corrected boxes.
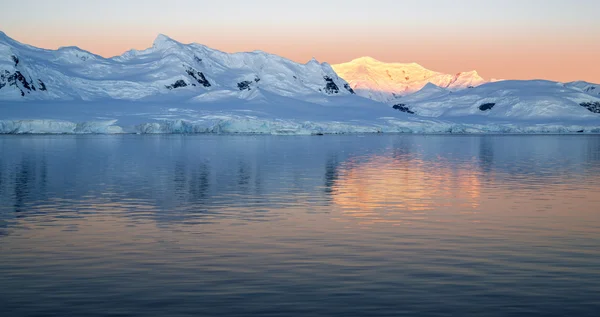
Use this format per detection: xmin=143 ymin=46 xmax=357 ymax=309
xmin=346 ymin=57 xmax=426 ymax=69
xmin=351 ymin=56 xmax=381 ymax=64
xmin=152 ymin=34 xmax=180 ymax=49
xmin=422 ymin=82 xmax=443 ymax=90
xmin=457 ymin=70 xmax=480 ymax=77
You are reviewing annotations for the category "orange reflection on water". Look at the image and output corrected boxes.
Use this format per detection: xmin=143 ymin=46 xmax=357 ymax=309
xmin=330 ymin=156 xmax=482 ymax=225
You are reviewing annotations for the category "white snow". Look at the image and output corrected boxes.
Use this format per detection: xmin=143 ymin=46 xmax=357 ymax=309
xmin=1 ymin=31 xmax=600 ymax=135
xmin=398 ymin=80 xmax=600 ymax=120
xmin=566 ymin=81 xmax=600 ymax=97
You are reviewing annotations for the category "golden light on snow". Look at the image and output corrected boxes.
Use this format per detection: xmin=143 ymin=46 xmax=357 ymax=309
xmin=331 ymin=56 xmax=486 ymax=102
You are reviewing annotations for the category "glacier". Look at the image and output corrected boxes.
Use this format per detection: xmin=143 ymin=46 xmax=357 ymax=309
xmin=1 ymin=31 xmax=600 ymax=135
xmin=2 ymin=99 xmax=599 ymax=135
xmin=2 ymin=117 xmax=599 ymax=135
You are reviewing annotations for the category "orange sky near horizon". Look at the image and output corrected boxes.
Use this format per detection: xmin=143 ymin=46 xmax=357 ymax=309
xmin=2 ymin=0 xmax=599 ymax=83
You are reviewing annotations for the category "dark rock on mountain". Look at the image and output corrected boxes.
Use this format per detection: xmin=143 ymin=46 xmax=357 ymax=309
xmin=38 ymin=80 xmax=47 ymax=91
xmin=237 ymin=81 xmax=252 ymax=91
xmin=166 ymin=80 xmax=188 ymax=90
xmin=479 ymin=103 xmax=495 ymax=111
xmin=0 ymin=70 xmax=41 ymax=96
xmin=580 ymin=102 xmax=600 ymax=113
xmin=14 ymin=71 xmax=32 ymax=91
xmin=392 ymin=104 xmax=414 ymax=114
xmin=185 ymin=66 xmax=211 ymax=87
xmin=344 ymin=83 xmax=355 ymax=94
xmin=323 ymin=76 xmax=339 ymax=94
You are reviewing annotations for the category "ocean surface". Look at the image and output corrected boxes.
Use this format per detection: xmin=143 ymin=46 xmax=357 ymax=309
xmin=1 ymin=135 xmax=599 ymax=316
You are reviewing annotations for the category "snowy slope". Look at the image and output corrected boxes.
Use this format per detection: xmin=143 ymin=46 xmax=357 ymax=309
xmin=566 ymin=81 xmax=600 ymax=98
xmin=391 ymin=80 xmax=600 ymax=120
xmin=0 ymin=32 xmax=355 ymax=101
xmin=332 ymin=56 xmax=487 ymax=102
xmin=399 ymin=83 xmax=452 ymax=103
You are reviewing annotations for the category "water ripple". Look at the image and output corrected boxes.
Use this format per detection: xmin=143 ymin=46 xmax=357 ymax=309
xmin=1 ymin=135 xmax=599 ymax=316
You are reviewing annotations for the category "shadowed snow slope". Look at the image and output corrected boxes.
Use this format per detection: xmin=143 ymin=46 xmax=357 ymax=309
xmin=1 ymin=32 xmax=600 ymax=134
xmin=332 ymin=57 xmax=487 ymax=102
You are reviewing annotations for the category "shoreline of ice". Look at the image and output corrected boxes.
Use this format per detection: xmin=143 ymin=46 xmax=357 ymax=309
xmin=2 ymin=118 xmax=599 ymax=135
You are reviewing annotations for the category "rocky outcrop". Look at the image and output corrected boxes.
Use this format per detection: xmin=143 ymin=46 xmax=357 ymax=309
xmin=0 ymin=70 xmax=45 ymax=96
xmin=165 ymin=80 xmax=188 ymax=90
xmin=344 ymin=83 xmax=355 ymax=94
xmin=479 ymin=103 xmax=495 ymax=111
xmin=185 ymin=66 xmax=211 ymax=87
xmin=324 ymin=76 xmax=339 ymax=94
xmin=1 ymin=52 xmax=48 ymax=97
xmin=392 ymin=104 xmax=414 ymax=114
xmin=580 ymin=102 xmax=600 ymax=113
xmin=38 ymin=80 xmax=47 ymax=91
xmin=237 ymin=80 xmax=252 ymax=91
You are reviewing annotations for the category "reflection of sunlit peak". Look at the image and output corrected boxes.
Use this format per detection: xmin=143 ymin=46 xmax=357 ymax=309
xmin=331 ymin=156 xmax=482 ymax=225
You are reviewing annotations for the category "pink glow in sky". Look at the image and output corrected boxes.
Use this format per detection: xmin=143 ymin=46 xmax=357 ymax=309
xmin=2 ymin=0 xmax=599 ymax=82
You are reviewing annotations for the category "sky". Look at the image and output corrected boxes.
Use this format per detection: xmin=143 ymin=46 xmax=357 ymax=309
xmin=1 ymin=0 xmax=599 ymax=82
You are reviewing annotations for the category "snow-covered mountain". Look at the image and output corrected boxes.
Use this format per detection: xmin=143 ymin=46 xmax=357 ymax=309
xmin=0 ymin=31 xmax=355 ymax=101
xmin=388 ymin=80 xmax=600 ymax=120
xmin=1 ymin=32 xmax=600 ymax=134
xmin=332 ymin=56 xmax=487 ymax=102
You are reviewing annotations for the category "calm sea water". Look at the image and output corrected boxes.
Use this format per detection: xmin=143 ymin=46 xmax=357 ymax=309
xmin=1 ymin=135 xmax=599 ymax=317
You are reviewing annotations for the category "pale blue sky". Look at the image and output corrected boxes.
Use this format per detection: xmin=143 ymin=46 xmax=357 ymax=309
xmin=1 ymin=0 xmax=599 ymax=81
xmin=2 ymin=0 xmax=597 ymax=31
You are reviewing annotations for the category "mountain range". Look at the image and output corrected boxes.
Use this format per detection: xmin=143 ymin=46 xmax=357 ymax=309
xmin=1 ymin=31 xmax=599 ymax=134
xmin=0 ymin=32 xmax=355 ymax=101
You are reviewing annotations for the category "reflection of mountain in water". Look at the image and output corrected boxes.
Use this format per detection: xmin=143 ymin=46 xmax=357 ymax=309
xmin=479 ymin=136 xmax=494 ymax=174
xmin=1 ymin=135 xmax=600 ymax=231
xmin=324 ymin=155 xmax=340 ymax=195
xmin=330 ymin=156 xmax=482 ymax=225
